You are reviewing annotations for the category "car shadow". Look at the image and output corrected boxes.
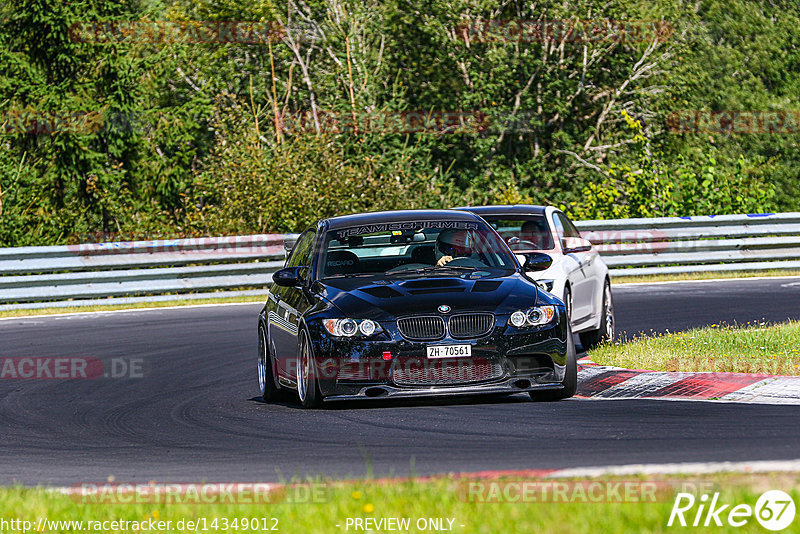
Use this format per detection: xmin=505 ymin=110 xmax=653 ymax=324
xmin=249 ymin=393 xmax=534 ymax=410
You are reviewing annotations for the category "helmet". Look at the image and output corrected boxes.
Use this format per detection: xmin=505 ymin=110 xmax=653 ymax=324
xmin=436 ymin=229 xmax=472 ymax=258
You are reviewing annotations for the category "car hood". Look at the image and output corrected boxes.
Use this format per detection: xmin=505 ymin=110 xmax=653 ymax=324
xmin=317 ymin=272 xmax=540 ymax=320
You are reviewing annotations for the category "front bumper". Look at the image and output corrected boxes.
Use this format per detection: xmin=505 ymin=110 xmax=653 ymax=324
xmin=325 ymin=377 xmax=565 ymax=401
xmin=306 ymin=312 xmax=569 ymax=399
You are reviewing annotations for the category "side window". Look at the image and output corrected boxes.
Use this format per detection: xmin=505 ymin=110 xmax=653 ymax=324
xmin=491 ymin=217 xmax=554 ymax=251
xmin=557 ymin=213 xmax=581 ymax=238
xmin=552 ymin=212 xmax=581 ymax=251
xmin=286 ymin=230 xmax=316 ymax=268
xmin=551 ymin=213 xmax=565 ymax=239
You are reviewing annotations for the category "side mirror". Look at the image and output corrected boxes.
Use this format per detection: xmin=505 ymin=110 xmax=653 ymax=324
xmin=562 ymin=236 xmax=592 ymax=254
xmin=517 ymin=252 xmax=553 ymax=272
xmin=273 ymin=266 xmax=306 ymax=287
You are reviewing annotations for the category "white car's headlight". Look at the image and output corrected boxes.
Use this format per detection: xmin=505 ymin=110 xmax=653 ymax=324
xmin=537 ymin=279 xmax=555 ymax=292
xmin=509 ymin=306 xmax=556 ymax=328
xmin=323 ymin=318 xmax=383 ymax=337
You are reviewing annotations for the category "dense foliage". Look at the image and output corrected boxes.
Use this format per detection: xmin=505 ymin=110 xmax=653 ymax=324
xmin=1 ymin=0 xmax=797 ymax=245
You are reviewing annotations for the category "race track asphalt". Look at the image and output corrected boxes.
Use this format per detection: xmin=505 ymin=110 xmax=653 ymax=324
xmin=1 ymin=277 xmax=799 ymax=485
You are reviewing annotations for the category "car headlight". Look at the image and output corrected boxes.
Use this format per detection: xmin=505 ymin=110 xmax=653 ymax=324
xmin=509 ymin=306 xmax=555 ymax=327
xmin=323 ymin=318 xmax=383 ymax=337
xmin=537 ymin=279 xmax=555 ymax=292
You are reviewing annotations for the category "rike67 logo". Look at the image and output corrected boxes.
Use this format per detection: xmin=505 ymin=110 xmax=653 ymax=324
xmin=668 ymin=490 xmax=796 ymax=530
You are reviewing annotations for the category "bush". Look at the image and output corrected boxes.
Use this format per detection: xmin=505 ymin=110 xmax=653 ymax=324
xmin=566 ymin=112 xmax=776 ymax=220
xmin=189 ymin=98 xmax=447 ymax=234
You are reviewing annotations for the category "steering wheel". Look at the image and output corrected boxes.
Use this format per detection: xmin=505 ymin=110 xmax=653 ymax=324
xmin=507 ymin=236 xmax=538 ymax=250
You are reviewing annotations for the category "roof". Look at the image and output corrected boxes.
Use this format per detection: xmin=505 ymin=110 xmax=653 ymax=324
xmin=323 ymin=209 xmax=483 ymax=231
xmin=454 ymin=205 xmax=548 ymax=217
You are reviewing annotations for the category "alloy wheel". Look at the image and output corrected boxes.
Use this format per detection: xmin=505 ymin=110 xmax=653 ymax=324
xmin=297 ymin=335 xmax=309 ymax=402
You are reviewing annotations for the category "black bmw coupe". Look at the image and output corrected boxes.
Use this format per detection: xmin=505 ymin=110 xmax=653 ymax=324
xmin=258 ymin=209 xmax=576 ymax=408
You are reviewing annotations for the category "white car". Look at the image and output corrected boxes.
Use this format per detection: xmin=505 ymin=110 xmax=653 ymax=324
xmin=459 ymin=205 xmax=614 ymax=349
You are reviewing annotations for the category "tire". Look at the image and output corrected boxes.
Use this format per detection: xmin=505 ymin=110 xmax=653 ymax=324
xmin=579 ymin=279 xmax=614 ymax=350
xmin=563 ymin=286 xmax=573 ymax=327
xmin=258 ymin=324 xmax=285 ymax=402
xmin=297 ymin=329 xmax=323 ymax=409
xmin=529 ymin=324 xmax=577 ymax=401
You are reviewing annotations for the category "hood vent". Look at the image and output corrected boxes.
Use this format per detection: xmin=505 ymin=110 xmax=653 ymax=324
xmin=471 ymin=281 xmax=502 ymax=293
xmin=407 ymin=287 xmax=464 ymax=295
xmin=400 ymin=279 xmax=462 ymax=289
xmin=359 ymin=286 xmax=403 ymax=299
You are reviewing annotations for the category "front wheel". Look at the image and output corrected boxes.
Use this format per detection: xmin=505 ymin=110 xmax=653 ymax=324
xmin=529 ymin=324 xmax=577 ymax=401
xmin=297 ymin=329 xmax=323 ymax=409
xmin=579 ymin=279 xmax=614 ymax=350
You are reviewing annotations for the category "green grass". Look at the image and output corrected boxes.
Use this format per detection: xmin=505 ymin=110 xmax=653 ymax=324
xmin=0 ymin=294 xmax=266 ymax=319
xmin=590 ymin=321 xmax=800 ymax=375
xmin=612 ymin=269 xmax=800 ymax=284
xmin=1 ymin=473 xmax=798 ymax=533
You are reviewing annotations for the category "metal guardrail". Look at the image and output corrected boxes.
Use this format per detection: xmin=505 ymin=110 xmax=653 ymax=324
xmin=575 ymin=212 xmax=800 ymax=277
xmin=1 ymin=212 xmax=799 ymax=308
xmin=0 ymin=235 xmax=295 ymax=306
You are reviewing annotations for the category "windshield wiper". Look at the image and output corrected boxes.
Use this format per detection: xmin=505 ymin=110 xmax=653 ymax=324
xmin=387 ymin=265 xmax=478 ymax=276
xmin=323 ymin=273 xmax=377 ymax=279
xmin=434 ymin=265 xmax=479 ymax=271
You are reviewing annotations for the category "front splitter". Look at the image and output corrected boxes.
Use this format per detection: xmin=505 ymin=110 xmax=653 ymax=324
xmin=324 ymin=377 xmax=564 ymax=401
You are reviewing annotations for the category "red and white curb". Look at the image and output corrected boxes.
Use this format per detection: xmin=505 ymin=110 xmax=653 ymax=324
xmin=458 ymin=459 xmax=800 ymax=479
xmin=546 ymin=459 xmax=800 ymax=478
xmin=577 ymin=359 xmax=800 ymax=405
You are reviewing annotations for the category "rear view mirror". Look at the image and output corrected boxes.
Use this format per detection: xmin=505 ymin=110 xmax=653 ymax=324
xmin=273 ymin=266 xmax=305 ymax=287
xmin=562 ymin=236 xmax=592 ymax=254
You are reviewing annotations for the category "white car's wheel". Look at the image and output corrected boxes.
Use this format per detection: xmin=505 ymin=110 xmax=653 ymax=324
xmin=563 ymin=286 xmax=572 ymax=326
xmin=530 ymin=324 xmax=577 ymax=401
xmin=579 ymin=279 xmax=614 ymax=349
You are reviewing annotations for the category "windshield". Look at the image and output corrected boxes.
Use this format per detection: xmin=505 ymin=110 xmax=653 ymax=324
xmin=481 ymin=215 xmax=555 ymax=251
xmin=321 ymin=220 xmax=517 ymax=278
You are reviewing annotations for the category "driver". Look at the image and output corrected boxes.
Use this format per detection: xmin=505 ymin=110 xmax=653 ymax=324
xmin=519 ymin=220 xmax=547 ymax=250
xmin=435 ymin=229 xmax=473 ymax=266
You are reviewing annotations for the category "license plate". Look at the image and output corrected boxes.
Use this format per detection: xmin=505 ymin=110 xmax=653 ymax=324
xmin=426 ymin=344 xmax=472 ymax=359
